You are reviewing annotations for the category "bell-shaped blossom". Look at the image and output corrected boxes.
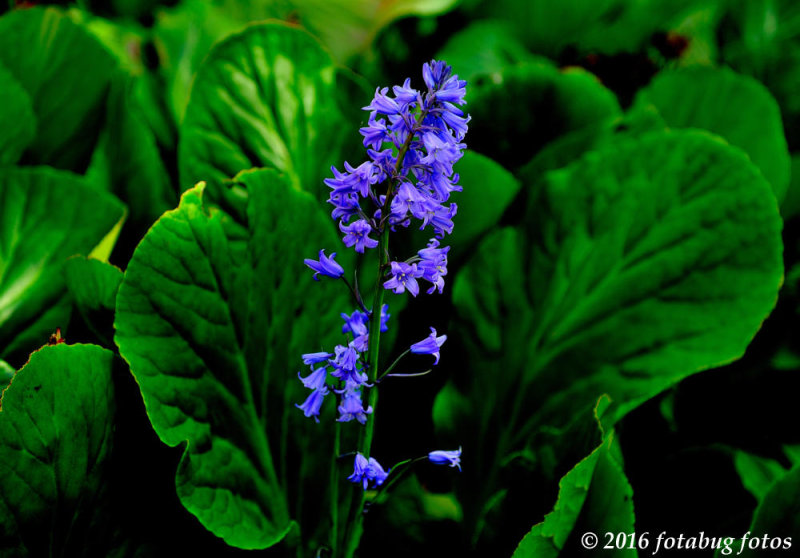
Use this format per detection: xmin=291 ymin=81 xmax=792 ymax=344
xmin=428 ymin=447 xmax=462 ymax=471
xmin=304 ymin=250 xmax=344 ymax=281
xmin=340 ymin=219 xmax=379 ymax=253
xmin=417 ymin=239 xmax=450 ymax=294
xmin=298 ymin=366 xmax=328 ymax=391
xmin=410 ymin=327 xmax=447 ymax=364
xmin=383 ymin=261 xmax=423 ymax=296
xmin=295 ymin=387 xmax=328 ymax=422
xmin=348 ymin=453 xmax=389 ymax=490
xmin=337 ymin=388 xmax=373 ymax=425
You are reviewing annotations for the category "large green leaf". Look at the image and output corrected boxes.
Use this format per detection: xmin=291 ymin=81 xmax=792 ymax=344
xmin=0 ymin=167 xmax=125 ymax=363
xmin=513 ymin=398 xmax=635 ymax=558
xmin=115 ymin=169 xmax=350 ymax=549
xmin=467 ymin=61 xmax=621 ymax=168
xmin=635 ymin=66 xmax=790 ymax=203
xmin=0 ymin=7 xmax=115 ymax=172
xmin=0 ymin=343 xmax=115 ymax=557
xmin=101 ymin=75 xmax=176 ymax=228
xmin=155 ymin=0 xmax=456 ymax=125
xmin=0 ymin=63 xmax=36 ymax=167
xmin=438 ymin=130 xmax=782 ymax=542
xmin=178 ymin=21 xmax=349 ymax=202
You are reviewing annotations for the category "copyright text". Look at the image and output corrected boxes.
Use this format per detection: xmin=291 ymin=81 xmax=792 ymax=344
xmin=579 ymin=531 xmax=792 ymax=555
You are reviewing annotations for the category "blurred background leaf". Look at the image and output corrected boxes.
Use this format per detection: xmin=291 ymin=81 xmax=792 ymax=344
xmin=0 ymin=167 xmax=125 ymax=366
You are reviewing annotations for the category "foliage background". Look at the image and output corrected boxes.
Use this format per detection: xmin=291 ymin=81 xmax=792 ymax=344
xmin=0 ymin=0 xmax=799 ymax=556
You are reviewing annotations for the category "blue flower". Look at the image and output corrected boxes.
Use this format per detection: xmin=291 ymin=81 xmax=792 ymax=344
xmin=295 ymin=387 xmax=328 ymax=422
xmin=428 ymin=447 xmax=462 ymax=471
xmin=330 ymin=344 xmax=367 ymax=385
xmin=341 ymin=309 xmax=369 ymax=338
xmin=304 ymin=250 xmax=345 ymax=281
xmin=340 ymin=219 xmax=379 ymax=253
xmin=337 ymin=388 xmax=373 ymax=425
xmin=383 ymin=261 xmax=423 ymax=296
xmin=410 ymin=327 xmax=447 ymax=364
xmin=302 ymin=351 xmax=333 ymax=365
xmin=348 ymin=453 xmax=389 ymax=490
xmin=417 ymin=238 xmax=450 ymax=294
xmin=379 ymin=303 xmax=390 ymax=332
xmin=298 ymin=366 xmax=328 ymax=391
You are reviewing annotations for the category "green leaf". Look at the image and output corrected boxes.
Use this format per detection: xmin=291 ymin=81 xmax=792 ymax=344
xmin=734 ymin=451 xmax=787 ymax=502
xmin=65 ymin=257 xmax=122 ymax=314
xmin=635 ymin=66 xmax=790 ymax=203
xmin=178 ymin=21 xmax=349 ymax=202
xmin=780 ymin=155 xmax=800 ymax=221
xmin=101 ymin=75 xmax=176 ymax=228
xmin=115 ymin=169 xmax=349 ymax=549
xmin=460 ymin=130 xmax=781 ymax=432
xmin=0 ymin=359 xmax=13 ymax=389
xmin=467 ymin=61 xmax=621 ymax=168
xmin=518 ymin=103 xmax=666 ymax=192
xmin=466 ymin=0 xmax=704 ymax=56
xmin=737 ymin=464 xmax=800 ymax=558
xmin=513 ymin=399 xmax=636 ymax=558
xmin=441 ymin=130 xmax=782 ymax=540
xmin=65 ymin=256 xmax=123 ymax=345
xmin=0 ymin=7 xmax=116 ymax=172
xmin=0 ymin=167 xmax=126 ymax=364
xmin=0 ymin=62 xmax=36 ymax=166
xmin=0 ymin=343 xmax=115 ymax=557
xmin=435 ymin=20 xmax=535 ymax=83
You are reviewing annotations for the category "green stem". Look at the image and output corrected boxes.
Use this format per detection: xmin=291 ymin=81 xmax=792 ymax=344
xmin=330 ymin=422 xmax=341 ymax=557
xmin=340 ymin=106 xmax=425 ymax=558
xmin=378 ymin=349 xmax=410 ymax=379
xmin=342 ymin=230 xmax=390 ymax=558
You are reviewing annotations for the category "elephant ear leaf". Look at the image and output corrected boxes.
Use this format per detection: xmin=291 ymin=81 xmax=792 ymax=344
xmin=178 ymin=21 xmax=349 ymax=201
xmin=0 ymin=344 xmax=115 ymax=557
xmin=114 ymin=169 xmax=349 ymax=549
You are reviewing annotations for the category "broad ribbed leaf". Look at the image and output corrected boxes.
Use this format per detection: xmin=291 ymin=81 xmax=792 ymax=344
xmin=0 ymin=167 xmax=125 ymax=363
xmin=0 ymin=343 xmax=115 ymax=557
xmin=178 ymin=22 xmax=348 ymax=201
xmin=0 ymin=7 xmax=115 ymax=172
xmin=452 ymin=130 xmax=782 ymax=433
xmin=438 ymin=130 xmax=783 ymax=543
xmin=636 ymin=66 xmax=790 ymax=202
xmin=0 ymin=63 xmax=36 ymax=166
xmin=115 ymin=169 xmax=348 ymax=549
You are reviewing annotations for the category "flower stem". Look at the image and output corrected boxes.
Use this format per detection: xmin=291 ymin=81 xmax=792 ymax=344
xmin=342 ymin=228 xmax=389 ymax=558
xmin=329 ymin=422 xmax=341 ymax=557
